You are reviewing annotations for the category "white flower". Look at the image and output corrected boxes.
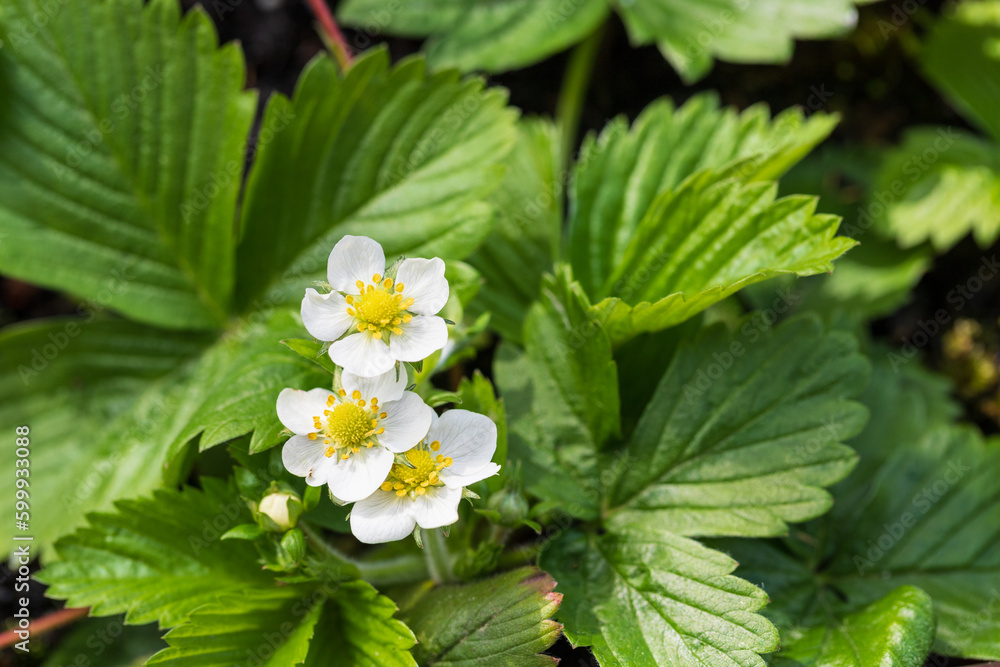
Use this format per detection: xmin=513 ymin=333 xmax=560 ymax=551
xmin=301 ymin=235 xmax=449 ymax=377
xmin=350 ymin=409 xmax=500 ymax=544
xmin=277 ymin=368 xmax=432 ymax=503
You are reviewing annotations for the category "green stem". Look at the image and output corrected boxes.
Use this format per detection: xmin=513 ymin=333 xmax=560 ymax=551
xmin=556 ymin=25 xmax=604 ymax=172
xmin=423 ymin=529 xmax=456 ymax=583
xmin=357 ymin=554 xmax=430 ymax=586
xmin=302 ymin=522 xmax=430 ymax=587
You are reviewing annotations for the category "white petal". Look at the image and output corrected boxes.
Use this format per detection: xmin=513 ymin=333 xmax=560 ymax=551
xmin=388 ymin=315 xmax=448 ymax=362
xmin=325 ymin=445 xmax=394 ymax=503
xmin=329 ymin=331 xmax=395 ymax=377
xmin=300 ymin=289 xmax=354 ymax=342
xmin=412 ymin=486 xmax=462 ymax=530
xmin=378 ymin=392 xmax=433 ymax=453
xmin=282 ymin=434 xmax=334 ymax=485
xmin=276 ymin=388 xmax=333 ymax=434
xmin=342 ymin=366 xmax=407 ymax=403
xmin=396 ymin=257 xmax=449 ymax=316
xmin=429 ymin=410 xmax=498 ymax=476
xmin=350 ymin=490 xmax=416 ymax=544
xmin=326 ymin=235 xmax=385 ymax=292
xmin=441 ymin=462 xmax=501 ymax=488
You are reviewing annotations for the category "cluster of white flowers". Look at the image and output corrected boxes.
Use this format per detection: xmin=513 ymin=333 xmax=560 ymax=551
xmin=276 ymin=236 xmax=499 ymax=544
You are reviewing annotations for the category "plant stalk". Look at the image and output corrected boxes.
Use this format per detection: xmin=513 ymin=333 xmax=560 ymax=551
xmin=304 ymin=0 xmax=354 ymax=71
xmin=556 ymin=25 xmax=604 ymax=171
xmin=423 ymin=528 xmax=456 ymax=584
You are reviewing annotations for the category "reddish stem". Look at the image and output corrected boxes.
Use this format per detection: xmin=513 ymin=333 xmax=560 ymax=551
xmin=304 ymin=0 xmax=354 ymax=71
xmin=0 ymin=606 xmax=89 ymax=649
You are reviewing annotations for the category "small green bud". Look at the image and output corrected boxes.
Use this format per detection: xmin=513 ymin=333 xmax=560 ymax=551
xmin=279 ymin=528 xmax=306 ymax=566
xmin=486 ymin=485 xmax=529 ymax=526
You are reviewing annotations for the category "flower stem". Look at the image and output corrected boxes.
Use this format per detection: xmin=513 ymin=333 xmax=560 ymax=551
xmin=423 ymin=528 xmax=456 ymax=583
xmin=302 ymin=522 xmax=430 ymax=587
xmin=556 ymin=24 xmax=604 ymax=172
xmin=304 ymin=0 xmax=354 ymax=72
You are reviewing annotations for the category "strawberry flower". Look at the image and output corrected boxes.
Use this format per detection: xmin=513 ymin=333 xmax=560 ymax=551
xmin=301 ymin=235 xmax=449 ymax=377
xmin=349 ymin=409 xmax=500 ymax=544
xmin=277 ymin=368 xmax=432 ymax=503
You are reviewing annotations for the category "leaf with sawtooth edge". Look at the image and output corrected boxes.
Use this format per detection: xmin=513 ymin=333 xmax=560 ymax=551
xmin=608 ymin=314 xmax=869 ymax=538
xmin=402 ymin=567 xmax=562 ymax=667
xmin=542 ymin=524 xmax=778 ymax=667
xmin=235 ymin=47 xmax=518 ymax=310
xmin=0 ymin=0 xmax=256 ymax=329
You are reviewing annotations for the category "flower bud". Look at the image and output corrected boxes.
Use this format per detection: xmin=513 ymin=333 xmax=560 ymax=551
xmin=257 ymin=491 xmax=302 ymax=532
xmin=486 ymin=486 xmax=530 ymax=526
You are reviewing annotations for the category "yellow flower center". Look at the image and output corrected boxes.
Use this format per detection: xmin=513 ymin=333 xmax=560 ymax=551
xmin=345 ymin=274 xmax=415 ymax=339
xmin=310 ymin=391 xmax=388 ymax=460
xmin=381 ymin=442 xmax=452 ymax=497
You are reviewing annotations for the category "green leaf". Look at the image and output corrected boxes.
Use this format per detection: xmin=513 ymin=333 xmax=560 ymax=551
xmin=542 ymin=523 xmax=778 ymax=667
xmin=339 ymin=0 xmax=610 ymax=73
xmin=402 ymin=567 xmax=562 ymax=667
xmin=0 ymin=309 xmax=325 ymax=557
xmin=921 ymin=1 xmax=1000 ymax=142
xmin=149 ymin=580 xmax=417 ymax=667
xmin=718 ymin=358 xmax=1000 ymax=660
xmin=618 ymin=0 xmax=866 ymax=83
xmin=42 ymin=617 xmax=165 ymax=667
xmin=875 ymin=127 xmax=1000 ymax=251
xmin=0 ymin=0 xmax=256 ymax=329
xmin=0 ymin=318 xmax=211 ymax=554
xmin=568 ymin=94 xmax=839 ymax=298
xmin=173 ymin=310 xmax=328 ymax=454
xmin=235 ymin=48 xmax=518 ymax=310
xmin=495 ymin=266 xmax=620 ymax=519
xmin=338 ymin=0 xmax=868 ymax=81
xmin=468 ymin=118 xmax=562 ymax=343
xmin=38 ymin=479 xmax=273 ymax=627
xmin=608 ymin=315 xmax=868 ymax=537
xmin=280 ymin=338 xmax=339 ymax=376
xmin=585 ymin=167 xmax=855 ymax=345
xmin=771 ymin=587 xmax=935 ymax=667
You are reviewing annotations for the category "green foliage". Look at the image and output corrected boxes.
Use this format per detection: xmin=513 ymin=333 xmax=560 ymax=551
xmin=875 ymin=128 xmax=1000 ymax=251
xmin=495 ymin=267 xmax=620 ymax=519
xmin=0 ymin=0 xmax=255 ymax=329
xmin=235 ymin=47 xmax=517 ymax=308
xmin=474 ymin=94 xmax=852 ymax=346
xmin=468 ymin=119 xmax=562 ymax=343
xmin=874 ymin=2 xmax=1000 ymax=252
xmin=402 ymin=567 xmax=562 ymax=666
xmin=500 ymin=266 xmax=868 ymax=665
xmin=717 ymin=357 xmax=1000 ymax=661
xmin=922 ymin=1 xmax=1000 ymax=142
xmin=609 ymin=316 xmax=868 ymax=538
xmin=543 ymin=525 xmax=778 ymax=666
xmin=150 ymin=581 xmax=417 ymax=667
xmin=38 ymin=479 xmax=272 ymax=627
xmin=338 ymin=0 xmax=869 ymax=81
xmin=771 ymin=587 xmax=935 ymax=667
xmin=0 ymin=310 xmax=325 ymax=552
